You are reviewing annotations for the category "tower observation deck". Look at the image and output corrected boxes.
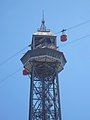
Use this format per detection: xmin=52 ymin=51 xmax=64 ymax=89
xmin=20 ymin=17 xmax=66 ymax=120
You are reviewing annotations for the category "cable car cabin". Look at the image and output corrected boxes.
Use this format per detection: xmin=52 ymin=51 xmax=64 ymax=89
xmin=61 ymin=34 xmax=67 ymax=42
xmin=31 ymin=31 xmax=57 ymax=50
xmin=23 ymin=69 xmax=28 ymax=76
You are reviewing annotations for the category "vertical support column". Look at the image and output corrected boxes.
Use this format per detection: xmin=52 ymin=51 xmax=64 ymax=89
xmin=55 ymin=64 xmax=62 ymax=120
xmin=42 ymin=77 xmax=46 ymax=120
xmin=53 ymin=76 xmax=57 ymax=119
xmin=29 ymin=62 xmax=34 ymax=120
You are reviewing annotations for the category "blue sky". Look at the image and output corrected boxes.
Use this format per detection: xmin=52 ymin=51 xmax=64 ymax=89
xmin=0 ymin=0 xmax=90 ymax=120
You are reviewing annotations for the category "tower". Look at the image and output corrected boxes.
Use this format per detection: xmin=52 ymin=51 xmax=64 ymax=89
xmin=21 ymin=17 xmax=66 ymax=120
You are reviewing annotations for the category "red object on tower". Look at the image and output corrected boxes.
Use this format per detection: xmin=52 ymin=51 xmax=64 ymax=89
xmin=61 ymin=34 xmax=67 ymax=42
xmin=23 ymin=69 xmax=28 ymax=76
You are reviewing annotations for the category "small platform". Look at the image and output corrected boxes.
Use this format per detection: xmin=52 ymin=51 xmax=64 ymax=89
xmin=21 ymin=48 xmax=67 ymax=74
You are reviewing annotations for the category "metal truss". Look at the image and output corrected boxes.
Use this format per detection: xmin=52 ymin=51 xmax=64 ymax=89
xmin=29 ymin=61 xmax=61 ymax=120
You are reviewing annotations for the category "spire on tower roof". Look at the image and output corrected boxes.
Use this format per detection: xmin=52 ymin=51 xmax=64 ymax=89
xmin=38 ymin=11 xmax=50 ymax=32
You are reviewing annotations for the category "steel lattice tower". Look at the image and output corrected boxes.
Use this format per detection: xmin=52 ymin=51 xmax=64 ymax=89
xmin=21 ymin=17 xmax=66 ymax=120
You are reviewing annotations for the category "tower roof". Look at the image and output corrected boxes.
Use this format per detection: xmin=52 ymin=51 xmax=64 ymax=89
xmin=33 ymin=31 xmax=56 ymax=36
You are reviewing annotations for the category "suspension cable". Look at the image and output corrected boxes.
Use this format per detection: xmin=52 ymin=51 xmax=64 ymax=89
xmin=0 ymin=46 xmax=28 ymax=67
xmin=55 ymin=19 xmax=90 ymax=34
xmin=0 ymin=67 xmax=22 ymax=85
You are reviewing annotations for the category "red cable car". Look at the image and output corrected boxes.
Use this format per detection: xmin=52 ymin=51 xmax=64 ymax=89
xmin=61 ymin=34 xmax=67 ymax=42
xmin=23 ymin=69 xmax=28 ymax=76
xmin=60 ymin=29 xmax=67 ymax=42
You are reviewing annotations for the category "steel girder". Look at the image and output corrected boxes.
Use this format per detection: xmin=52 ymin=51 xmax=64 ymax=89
xmin=29 ymin=62 xmax=61 ymax=120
